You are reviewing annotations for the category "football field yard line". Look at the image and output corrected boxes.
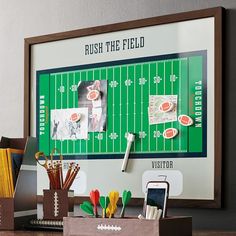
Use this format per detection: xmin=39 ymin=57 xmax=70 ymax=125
xmin=141 ymin=65 xmax=143 ymax=152
xmin=54 ymin=74 xmax=57 ymax=150
xmin=148 ymin=63 xmax=151 ymax=152
xmin=126 ymin=66 xmax=129 ymax=145
xmin=120 ymin=66 xmax=122 ymax=153
xmin=171 ymin=61 xmax=173 ymax=152
xmin=77 ymin=78 xmax=81 ymax=154
xmin=60 ymin=74 xmax=63 ymax=153
xmin=67 ymin=73 xmax=69 ymax=154
xmin=79 ymin=72 xmax=82 ymax=154
xmin=179 ymin=60 xmax=182 ymax=152
xmin=163 ymin=61 xmax=166 ymax=151
xmin=73 ymin=72 xmax=75 ymax=154
xmin=91 ymin=70 xmax=94 ymax=154
xmin=156 ymin=62 xmax=158 ymax=150
xmin=187 ymin=59 xmax=189 ymax=152
xmin=112 ymin=67 xmax=115 ymax=153
xmin=133 ymin=65 xmax=136 ymax=152
xmin=106 ymin=68 xmax=108 ymax=153
xmin=99 ymin=69 xmax=101 ymax=153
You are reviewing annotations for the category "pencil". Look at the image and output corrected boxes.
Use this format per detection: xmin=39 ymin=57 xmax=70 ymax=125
xmin=47 ymin=167 xmax=56 ymax=189
xmin=64 ymin=162 xmax=74 ymax=185
xmin=59 ymin=161 xmax=63 ymax=188
xmin=66 ymin=165 xmax=80 ymax=190
xmin=63 ymin=164 xmax=80 ymax=190
xmin=55 ymin=161 xmax=61 ymax=189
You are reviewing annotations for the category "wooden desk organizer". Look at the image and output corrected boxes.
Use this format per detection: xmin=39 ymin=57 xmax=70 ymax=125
xmin=63 ymin=216 xmax=192 ymax=236
xmin=0 ymin=137 xmax=37 ymax=230
xmin=43 ymin=189 xmax=74 ymax=220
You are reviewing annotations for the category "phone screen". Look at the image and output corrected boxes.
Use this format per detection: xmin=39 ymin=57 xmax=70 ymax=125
xmin=146 ymin=188 xmax=166 ymax=212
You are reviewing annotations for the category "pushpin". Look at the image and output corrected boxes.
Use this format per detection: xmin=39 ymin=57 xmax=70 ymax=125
xmin=159 ymin=101 xmax=174 ymax=113
xmin=87 ymin=89 xmax=100 ymax=101
xmin=178 ymin=114 xmax=193 ymax=126
xmin=70 ymin=113 xmax=81 ymax=122
xmin=163 ymin=128 xmax=178 ymax=139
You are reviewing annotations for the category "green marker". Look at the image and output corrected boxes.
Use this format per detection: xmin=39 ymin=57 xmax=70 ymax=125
xmin=80 ymin=201 xmax=94 ymax=216
xmin=99 ymin=196 xmax=110 ymax=218
xmin=120 ymin=190 xmax=132 ymax=218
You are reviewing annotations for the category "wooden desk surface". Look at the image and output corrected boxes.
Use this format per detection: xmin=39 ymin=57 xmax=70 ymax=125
xmin=193 ymin=232 xmax=236 ymax=236
xmin=0 ymin=231 xmax=236 ymax=236
xmin=0 ymin=232 xmax=62 ymax=236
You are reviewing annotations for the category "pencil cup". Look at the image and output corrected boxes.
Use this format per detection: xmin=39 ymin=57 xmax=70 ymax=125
xmin=43 ymin=189 xmax=74 ymax=220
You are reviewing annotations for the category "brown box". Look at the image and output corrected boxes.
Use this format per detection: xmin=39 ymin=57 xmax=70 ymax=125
xmin=63 ymin=216 xmax=192 ymax=236
xmin=43 ymin=189 xmax=74 ymax=220
xmin=0 ymin=198 xmax=14 ymax=230
xmin=0 ymin=137 xmax=37 ymax=230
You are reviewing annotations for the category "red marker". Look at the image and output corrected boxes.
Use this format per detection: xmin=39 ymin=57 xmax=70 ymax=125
xmin=90 ymin=189 xmax=100 ymax=217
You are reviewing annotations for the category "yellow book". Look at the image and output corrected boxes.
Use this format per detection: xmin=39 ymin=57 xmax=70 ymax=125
xmin=6 ymin=149 xmax=14 ymax=197
xmin=0 ymin=149 xmax=9 ymax=197
xmin=0 ymin=148 xmax=24 ymax=198
xmin=7 ymin=148 xmax=24 ymax=197
xmin=0 ymin=150 xmax=4 ymax=197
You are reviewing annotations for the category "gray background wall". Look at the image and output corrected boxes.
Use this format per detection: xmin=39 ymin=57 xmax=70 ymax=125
xmin=0 ymin=0 xmax=235 ymax=230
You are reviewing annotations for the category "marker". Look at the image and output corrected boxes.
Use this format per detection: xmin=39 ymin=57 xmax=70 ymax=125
xmin=148 ymin=206 xmax=155 ymax=219
xmin=152 ymin=207 xmax=158 ymax=219
xmin=145 ymin=205 xmax=151 ymax=219
xmin=157 ymin=209 xmax=163 ymax=220
xmin=121 ymin=133 xmax=135 ymax=172
xmin=138 ymin=214 xmax=145 ymax=220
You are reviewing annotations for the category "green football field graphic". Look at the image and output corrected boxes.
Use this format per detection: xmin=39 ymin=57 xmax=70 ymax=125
xmin=37 ymin=52 xmax=206 ymax=158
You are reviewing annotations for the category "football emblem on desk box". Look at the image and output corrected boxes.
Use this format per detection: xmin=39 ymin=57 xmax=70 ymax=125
xmin=43 ymin=189 xmax=74 ymax=220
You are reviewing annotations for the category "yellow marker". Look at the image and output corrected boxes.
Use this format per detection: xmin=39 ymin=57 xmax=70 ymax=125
xmin=106 ymin=191 xmax=119 ymax=218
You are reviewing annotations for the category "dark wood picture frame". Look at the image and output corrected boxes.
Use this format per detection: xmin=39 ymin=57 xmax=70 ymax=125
xmin=24 ymin=7 xmax=222 ymax=208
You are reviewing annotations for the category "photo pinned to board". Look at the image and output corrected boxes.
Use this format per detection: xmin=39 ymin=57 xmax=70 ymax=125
xmin=78 ymin=80 xmax=107 ymax=132
xmin=51 ymin=108 xmax=88 ymax=140
xmin=148 ymin=95 xmax=178 ymax=125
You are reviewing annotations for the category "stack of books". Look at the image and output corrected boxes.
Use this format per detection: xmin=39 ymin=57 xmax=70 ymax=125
xmin=0 ymin=148 xmax=24 ymax=197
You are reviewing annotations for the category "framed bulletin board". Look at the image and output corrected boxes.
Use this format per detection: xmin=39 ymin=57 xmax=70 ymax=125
xmin=24 ymin=7 xmax=222 ymax=208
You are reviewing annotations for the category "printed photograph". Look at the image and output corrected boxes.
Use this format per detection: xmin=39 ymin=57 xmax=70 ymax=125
xmin=148 ymin=95 xmax=178 ymax=125
xmin=77 ymin=80 xmax=107 ymax=132
xmin=51 ymin=108 xmax=88 ymax=140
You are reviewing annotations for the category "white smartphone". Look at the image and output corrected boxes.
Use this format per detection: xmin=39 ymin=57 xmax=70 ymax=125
xmin=143 ymin=181 xmax=169 ymax=218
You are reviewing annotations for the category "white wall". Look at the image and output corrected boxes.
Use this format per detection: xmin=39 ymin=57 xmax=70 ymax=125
xmin=0 ymin=0 xmax=232 ymax=137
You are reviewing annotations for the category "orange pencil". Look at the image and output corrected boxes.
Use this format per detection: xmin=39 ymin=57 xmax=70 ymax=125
xmin=55 ymin=162 xmax=60 ymax=189
xmin=67 ymin=165 xmax=80 ymax=190
xmin=47 ymin=167 xmax=56 ymax=189
xmin=63 ymin=162 xmax=74 ymax=187
xmin=49 ymin=163 xmax=56 ymax=189
xmin=59 ymin=161 xmax=63 ymax=188
xmin=63 ymin=164 xmax=80 ymax=190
